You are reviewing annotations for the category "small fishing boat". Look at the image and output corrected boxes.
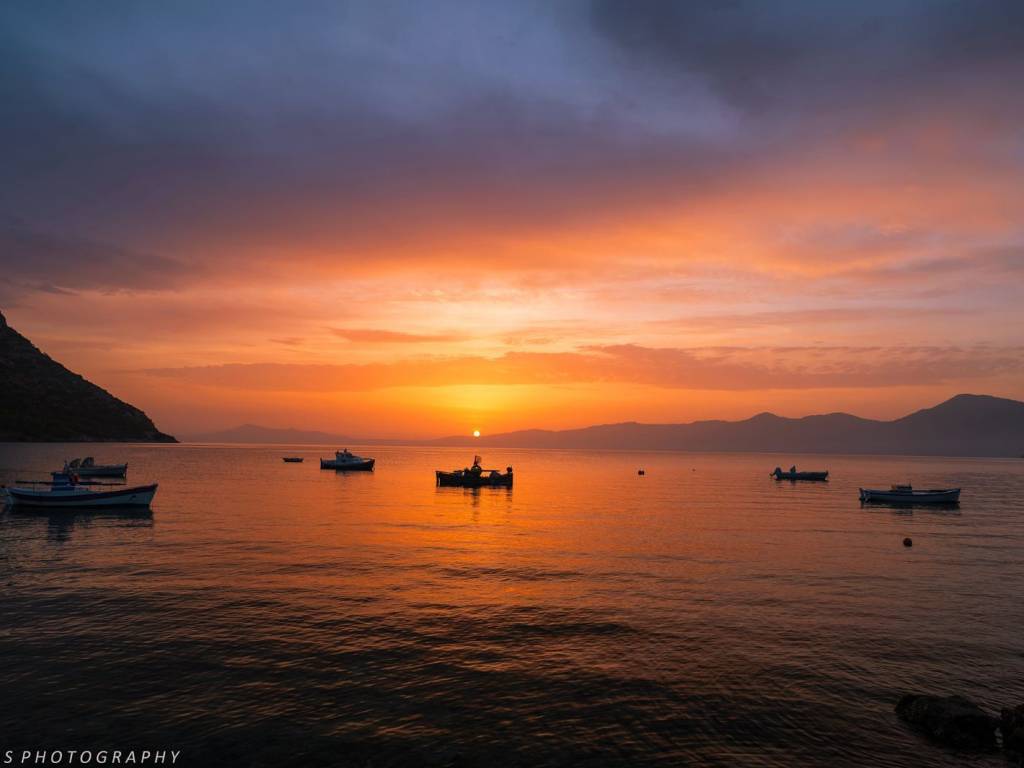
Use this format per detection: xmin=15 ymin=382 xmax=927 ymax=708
xmin=320 ymin=449 xmax=375 ymax=471
xmin=3 ymin=472 xmax=157 ymax=509
xmin=436 ymin=456 xmax=513 ymax=488
xmin=282 ymin=457 xmax=304 ymax=463
xmin=772 ymin=466 xmax=829 ymax=481
xmin=66 ymin=457 xmax=128 ymax=478
xmin=859 ymin=485 xmax=961 ymax=504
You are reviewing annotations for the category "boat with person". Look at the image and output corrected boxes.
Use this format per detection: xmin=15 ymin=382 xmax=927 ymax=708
xmin=772 ymin=466 xmax=829 ymax=481
xmin=436 ymin=456 xmax=513 ymax=488
xmin=319 ymin=449 xmax=375 ymax=471
xmin=2 ymin=472 xmax=158 ymax=509
xmin=859 ymin=485 xmax=960 ymax=504
xmin=66 ymin=457 xmax=128 ymax=478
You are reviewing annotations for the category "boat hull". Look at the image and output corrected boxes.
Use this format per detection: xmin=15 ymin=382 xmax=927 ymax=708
xmin=75 ymin=464 xmax=128 ymax=478
xmin=320 ymin=458 xmax=375 ymax=471
xmin=436 ymin=471 xmax=513 ymax=488
xmin=859 ymin=488 xmax=960 ymax=504
xmin=5 ymin=483 xmax=158 ymax=508
xmin=282 ymin=457 xmax=304 ymax=463
xmin=773 ymin=471 xmax=829 ymax=481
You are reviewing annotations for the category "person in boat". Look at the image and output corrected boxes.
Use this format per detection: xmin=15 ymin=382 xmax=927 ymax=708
xmin=790 ymin=465 xmax=797 ymax=473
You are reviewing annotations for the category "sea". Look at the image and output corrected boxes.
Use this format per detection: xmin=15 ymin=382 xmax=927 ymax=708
xmin=1 ymin=444 xmax=1022 ymax=767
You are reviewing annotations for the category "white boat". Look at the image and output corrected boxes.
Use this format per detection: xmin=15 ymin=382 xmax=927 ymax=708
xmin=66 ymin=457 xmax=128 ymax=478
xmin=319 ymin=449 xmax=375 ymax=471
xmin=859 ymin=485 xmax=960 ymax=504
xmin=3 ymin=473 xmax=157 ymax=508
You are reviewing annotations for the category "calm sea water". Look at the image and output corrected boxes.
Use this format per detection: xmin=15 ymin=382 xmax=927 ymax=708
xmin=1 ymin=444 xmax=1022 ymax=767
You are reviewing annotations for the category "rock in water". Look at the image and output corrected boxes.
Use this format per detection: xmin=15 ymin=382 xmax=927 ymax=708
xmin=895 ymin=694 xmax=998 ymax=750
xmin=1002 ymin=705 xmax=1024 ymax=753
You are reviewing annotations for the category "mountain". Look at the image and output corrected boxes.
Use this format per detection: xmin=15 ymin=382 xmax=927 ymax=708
xmin=0 ymin=310 xmax=176 ymax=442
xmin=195 ymin=394 xmax=1024 ymax=456
xmin=426 ymin=394 xmax=1024 ymax=457
xmin=188 ymin=424 xmax=355 ymax=444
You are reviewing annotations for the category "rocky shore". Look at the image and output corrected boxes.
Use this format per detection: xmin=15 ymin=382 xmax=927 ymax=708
xmin=897 ymin=693 xmax=1024 ymax=760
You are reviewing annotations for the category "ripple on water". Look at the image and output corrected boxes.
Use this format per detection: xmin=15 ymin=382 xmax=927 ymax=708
xmin=1 ymin=445 xmax=1022 ymax=767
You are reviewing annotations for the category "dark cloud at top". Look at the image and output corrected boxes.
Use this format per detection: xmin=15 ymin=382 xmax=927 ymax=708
xmin=0 ymin=220 xmax=189 ymax=295
xmin=589 ymin=0 xmax=1024 ymax=117
xmin=1 ymin=0 xmax=1022 ymax=291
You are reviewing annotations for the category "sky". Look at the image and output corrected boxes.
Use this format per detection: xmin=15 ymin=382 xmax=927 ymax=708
xmin=2 ymin=0 xmax=1023 ymax=438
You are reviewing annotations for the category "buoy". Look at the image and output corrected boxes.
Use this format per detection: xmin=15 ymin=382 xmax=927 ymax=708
xmin=903 ymin=537 xmax=913 ymax=547
xmin=638 ymin=469 xmax=645 ymax=476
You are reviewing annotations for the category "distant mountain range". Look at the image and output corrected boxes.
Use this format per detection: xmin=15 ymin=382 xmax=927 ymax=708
xmin=188 ymin=424 xmax=354 ymax=444
xmin=425 ymin=394 xmax=1024 ymax=457
xmin=0 ymin=310 xmax=176 ymax=442
xmin=196 ymin=394 xmax=1024 ymax=457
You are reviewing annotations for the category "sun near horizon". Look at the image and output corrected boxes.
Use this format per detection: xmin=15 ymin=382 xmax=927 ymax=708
xmin=2 ymin=2 xmax=1023 ymax=439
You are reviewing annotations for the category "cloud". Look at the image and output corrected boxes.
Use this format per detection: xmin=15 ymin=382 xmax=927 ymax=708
xmin=0 ymin=0 xmax=1019 ymax=315
xmin=588 ymin=0 xmax=1024 ymax=118
xmin=654 ymin=306 xmax=971 ymax=333
xmin=136 ymin=343 xmax=1024 ymax=393
xmin=329 ymin=328 xmax=461 ymax=343
xmin=3 ymin=0 xmax=1024 ymax=431
xmin=0 ymin=221 xmax=190 ymax=293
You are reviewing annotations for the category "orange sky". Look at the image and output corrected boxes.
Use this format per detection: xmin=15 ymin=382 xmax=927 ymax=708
xmin=3 ymin=2 xmax=1023 ymax=438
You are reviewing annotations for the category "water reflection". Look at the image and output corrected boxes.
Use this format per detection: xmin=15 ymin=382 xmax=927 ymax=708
xmin=3 ymin=504 xmax=153 ymax=543
xmin=859 ymin=501 xmax=962 ymax=515
xmin=0 ymin=444 xmax=1021 ymax=768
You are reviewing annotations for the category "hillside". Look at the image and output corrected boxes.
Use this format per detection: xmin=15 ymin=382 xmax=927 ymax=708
xmin=426 ymin=394 xmax=1024 ymax=457
xmin=0 ymin=310 xmax=176 ymax=442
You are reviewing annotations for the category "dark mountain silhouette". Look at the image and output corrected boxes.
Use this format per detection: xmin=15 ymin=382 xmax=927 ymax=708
xmin=183 ymin=395 xmax=1024 ymax=456
xmin=189 ymin=424 xmax=354 ymax=444
xmin=426 ymin=394 xmax=1024 ymax=457
xmin=0 ymin=310 xmax=176 ymax=442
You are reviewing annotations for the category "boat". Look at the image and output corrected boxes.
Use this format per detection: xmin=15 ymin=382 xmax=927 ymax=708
xmin=859 ymin=485 xmax=961 ymax=504
xmin=66 ymin=457 xmax=128 ymax=478
xmin=282 ymin=457 xmax=304 ymax=463
xmin=772 ymin=465 xmax=829 ymax=481
xmin=436 ymin=456 xmax=513 ymax=488
xmin=3 ymin=472 xmax=157 ymax=509
xmin=320 ymin=449 xmax=375 ymax=471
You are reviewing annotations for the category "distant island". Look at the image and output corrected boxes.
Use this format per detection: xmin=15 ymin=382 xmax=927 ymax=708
xmin=427 ymin=394 xmax=1024 ymax=458
xmin=202 ymin=394 xmax=1024 ymax=458
xmin=0 ymin=310 xmax=176 ymax=442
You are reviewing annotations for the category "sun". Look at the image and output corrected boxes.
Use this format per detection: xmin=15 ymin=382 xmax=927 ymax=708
xmin=473 ymin=429 xmax=481 ymax=438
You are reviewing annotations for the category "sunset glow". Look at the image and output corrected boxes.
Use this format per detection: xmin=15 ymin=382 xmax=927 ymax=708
xmin=2 ymin=2 xmax=1023 ymax=438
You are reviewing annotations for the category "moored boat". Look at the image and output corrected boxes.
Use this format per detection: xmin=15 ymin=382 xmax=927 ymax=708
xmin=436 ymin=456 xmax=513 ymax=487
xmin=66 ymin=457 xmax=128 ymax=478
xmin=320 ymin=449 xmax=375 ymax=471
xmin=282 ymin=457 xmax=304 ymax=463
xmin=772 ymin=466 xmax=829 ymax=481
xmin=3 ymin=472 xmax=157 ymax=508
xmin=859 ymin=485 xmax=960 ymax=504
